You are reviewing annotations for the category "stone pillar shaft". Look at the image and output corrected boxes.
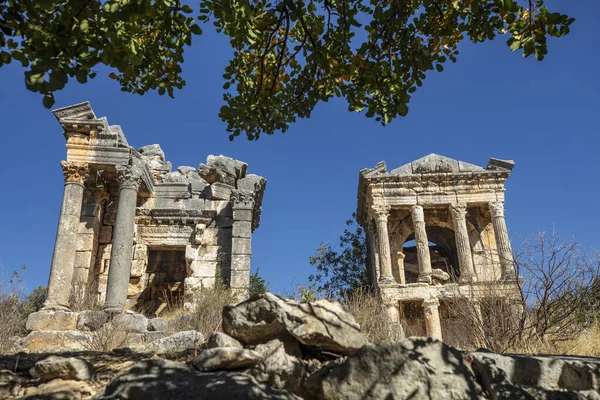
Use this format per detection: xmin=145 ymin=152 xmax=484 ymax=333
xmin=450 ymin=204 xmax=476 ymax=283
xmin=44 ymin=162 xmax=89 ymax=310
xmin=104 ymin=165 xmax=141 ymax=312
xmin=230 ymin=192 xmax=255 ymax=300
xmin=423 ymin=298 xmax=443 ymax=340
xmin=411 ymin=205 xmax=432 ymax=284
xmin=373 ymin=204 xmax=393 ymax=283
xmin=489 ymin=202 xmax=515 ymax=279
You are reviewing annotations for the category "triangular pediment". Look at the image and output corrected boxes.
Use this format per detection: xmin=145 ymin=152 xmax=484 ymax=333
xmin=390 ymin=154 xmax=487 ymax=175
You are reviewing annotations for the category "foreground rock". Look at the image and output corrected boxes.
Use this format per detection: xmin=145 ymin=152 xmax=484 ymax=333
xmin=306 ymin=337 xmax=484 ymax=400
xmin=99 ymin=359 xmax=299 ymax=400
xmin=143 ymin=331 xmax=204 ymax=353
xmin=223 ymin=293 xmax=368 ymax=355
xmin=29 ymin=356 xmax=95 ymax=382
xmin=193 ymin=348 xmax=263 ymax=372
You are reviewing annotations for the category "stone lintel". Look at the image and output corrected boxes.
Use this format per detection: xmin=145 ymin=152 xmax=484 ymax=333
xmin=66 ymin=144 xmax=130 ymax=166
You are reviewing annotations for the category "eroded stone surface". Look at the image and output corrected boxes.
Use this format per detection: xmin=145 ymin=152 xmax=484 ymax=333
xmin=305 ymin=337 xmax=483 ymax=400
xmin=207 ymin=332 xmax=243 ymax=349
xmin=223 ymin=293 xmax=367 ymax=355
xmin=144 ymin=331 xmax=204 ymax=353
xmin=26 ymin=310 xmax=78 ymax=332
xmin=192 ymin=348 xmax=263 ymax=372
xmin=30 ymin=356 xmax=95 ymax=382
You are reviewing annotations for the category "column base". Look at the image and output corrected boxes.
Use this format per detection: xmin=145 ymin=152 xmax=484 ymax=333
xmin=103 ymin=303 xmax=125 ymax=314
xmin=417 ymin=273 xmax=432 ymax=284
xmin=42 ymin=302 xmax=72 ymax=312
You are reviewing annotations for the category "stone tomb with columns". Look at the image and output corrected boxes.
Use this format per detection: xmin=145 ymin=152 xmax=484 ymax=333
xmin=22 ymin=102 xmax=266 ymax=351
xmin=357 ymin=154 xmax=520 ymax=342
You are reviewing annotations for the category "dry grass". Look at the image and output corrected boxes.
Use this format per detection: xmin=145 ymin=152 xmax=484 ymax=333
xmin=69 ymin=275 xmax=101 ymax=312
xmin=80 ymin=321 xmax=129 ymax=352
xmin=0 ymin=273 xmax=27 ymax=353
xmin=168 ymin=277 xmax=238 ymax=336
xmin=344 ymin=288 xmax=399 ymax=343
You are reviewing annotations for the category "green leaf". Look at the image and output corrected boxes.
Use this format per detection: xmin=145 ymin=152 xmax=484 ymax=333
xmin=43 ymin=94 xmax=55 ymax=108
xmin=190 ymin=24 xmax=202 ymax=35
xmin=182 ymin=5 xmax=193 ymax=13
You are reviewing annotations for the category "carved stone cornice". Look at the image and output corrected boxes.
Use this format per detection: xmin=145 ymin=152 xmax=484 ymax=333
xmin=449 ymin=203 xmax=468 ymax=220
xmin=60 ymin=161 xmax=89 ymax=184
xmin=489 ymin=201 xmax=505 ymax=218
xmin=116 ymin=164 xmax=143 ymax=191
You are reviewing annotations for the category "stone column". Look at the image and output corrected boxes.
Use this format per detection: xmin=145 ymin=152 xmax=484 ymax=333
xmin=396 ymin=252 xmax=406 ymax=284
xmin=411 ymin=205 xmax=432 ymax=284
xmin=489 ymin=202 xmax=516 ymax=280
xmin=103 ymin=165 xmax=142 ymax=313
xmin=230 ymin=191 xmax=255 ymax=300
xmin=44 ymin=161 xmax=89 ymax=310
xmin=372 ymin=204 xmax=394 ymax=283
xmin=449 ymin=203 xmax=477 ymax=283
xmin=423 ymin=298 xmax=443 ymax=340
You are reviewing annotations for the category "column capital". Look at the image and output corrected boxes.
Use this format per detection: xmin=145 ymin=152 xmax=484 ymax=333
xmin=116 ymin=164 xmax=143 ymax=191
xmin=231 ymin=190 xmax=255 ymax=210
xmin=60 ymin=161 xmax=89 ymax=184
xmin=449 ymin=203 xmax=468 ymax=219
xmin=489 ymin=201 xmax=505 ymax=218
xmin=411 ymin=205 xmax=425 ymax=222
xmin=371 ymin=204 xmax=390 ymax=220
xmin=423 ymin=297 xmax=440 ymax=309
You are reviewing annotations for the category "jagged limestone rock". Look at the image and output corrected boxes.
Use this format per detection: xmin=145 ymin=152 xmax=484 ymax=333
xmin=304 ymin=337 xmax=484 ymax=400
xmin=98 ymin=359 xmax=300 ymax=400
xmin=223 ymin=293 xmax=367 ymax=355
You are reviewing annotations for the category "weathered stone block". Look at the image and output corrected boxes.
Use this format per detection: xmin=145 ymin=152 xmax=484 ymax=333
xmin=232 ymin=238 xmax=252 ymax=255
xmin=202 ymin=227 xmax=232 ymax=246
xmin=232 ymin=221 xmax=252 ymax=238
xmin=77 ymin=310 xmax=109 ymax=331
xmin=133 ymin=244 xmax=148 ymax=261
xmin=230 ymin=271 xmax=250 ymax=289
xmin=207 ymin=182 xmax=234 ymax=200
xmin=80 ymin=202 xmax=100 ymax=217
xmin=26 ymin=310 xmax=79 ymax=331
xmin=190 ymin=260 xmax=217 ymax=278
xmin=231 ymin=255 xmax=251 ymax=271
xmin=185 ymin=245 xmax=199 ymax=262
xmin=233 ymin=208 xmax=253 ymax=222
xmin=76 ymin=233 xmax=95 ymax=251
xmin=130 ymin=259 xmax=146 ymax=278
xmin=112 ymin=313 xmax=148 ymax=333
xmin=78 ymin=216 xmax=97 ymax=234
xmin=197 ymin=245 xmax=220 ymax=262
xmin=202 ymin=277 xmax=216 ymax=289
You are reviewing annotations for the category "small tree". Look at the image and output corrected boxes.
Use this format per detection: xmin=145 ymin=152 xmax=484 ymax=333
xmin=249 ymin=268 xmax=271 ymax=297
xmin=308 ymin=213 xmax=370 ymax=299
xmin=23 ymin=285 xmax=47 ymax=315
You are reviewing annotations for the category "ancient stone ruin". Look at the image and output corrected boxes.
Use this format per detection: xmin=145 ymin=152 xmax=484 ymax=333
xmin=357 ymin=154 xmax=520 ymax=340
xmin=24 ymin=101 xmax=266 ymax=347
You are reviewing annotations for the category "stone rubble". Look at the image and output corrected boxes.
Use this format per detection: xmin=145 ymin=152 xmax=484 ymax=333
xmin=2 ymin=293 xmax=599 ymax=399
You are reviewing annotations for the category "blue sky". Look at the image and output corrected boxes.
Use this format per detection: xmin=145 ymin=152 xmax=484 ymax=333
xmin=0 ymin=1 xmax=597 ymax=293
